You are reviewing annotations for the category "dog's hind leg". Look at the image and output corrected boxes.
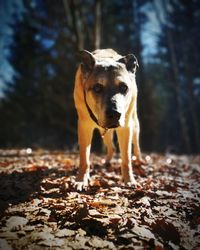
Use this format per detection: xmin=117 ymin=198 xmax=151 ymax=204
xmin=132 ymin=112 xmax=146 ymax=165
xmin=103 ymin=129 xmax=115 ymax=163
xmin=132 ymin=112 xmax=142 ymax=160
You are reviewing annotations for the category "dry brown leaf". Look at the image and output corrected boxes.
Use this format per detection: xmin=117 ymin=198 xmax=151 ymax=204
xmin=151 ymin=219 xmax=180 ymax=245
xmin=0 ymin=151 xmax=199 ymax=249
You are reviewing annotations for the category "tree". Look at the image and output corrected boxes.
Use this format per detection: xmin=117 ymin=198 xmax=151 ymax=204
xmin=153 ymin=0 xmax=200 ymax=153
xmin=0 ymin=0 xmax=78 ymax=148
xmin=0 ymin=3 xmax=41 ymax=146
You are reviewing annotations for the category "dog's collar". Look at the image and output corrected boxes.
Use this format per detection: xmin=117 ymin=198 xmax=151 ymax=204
xmin=83 ymin=89 xmax=99 ymax=125
xmin=83 ymin=89 xmax=108 ymax=138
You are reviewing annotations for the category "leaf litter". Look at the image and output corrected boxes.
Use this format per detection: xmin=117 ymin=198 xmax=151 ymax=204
xmin=0 ymin=149 xmax=199 ymax=249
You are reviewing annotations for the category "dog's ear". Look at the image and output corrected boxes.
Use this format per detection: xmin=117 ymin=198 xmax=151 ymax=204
xmin=118 ymin=54 xmax=139 ymax=73
xmin=79 ymin=50 xmax=95 ymax=74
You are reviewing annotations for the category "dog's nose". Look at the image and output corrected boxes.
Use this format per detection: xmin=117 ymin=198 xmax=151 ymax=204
xmin=106 ymin=109 xmax=121 ymax=120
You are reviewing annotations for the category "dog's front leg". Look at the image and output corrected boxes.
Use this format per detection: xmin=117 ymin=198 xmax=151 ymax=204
xmin=116 ymin=125 xmax=137 ymax=186
xmin=76 ymin=119 xmax=93 ymax=191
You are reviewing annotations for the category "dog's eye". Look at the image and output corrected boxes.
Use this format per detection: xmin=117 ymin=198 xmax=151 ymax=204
xmin=92 ymin=83 xmax=104 ymax=94
xmin=119 ymin=82 xmax=128 ymax=94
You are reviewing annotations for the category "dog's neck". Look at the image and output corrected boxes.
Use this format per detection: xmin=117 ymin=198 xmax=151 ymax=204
xmin=83 ymin=89 xmax=108 ymax=138
xmin=83 ymin=89 xmax=99 ymax=125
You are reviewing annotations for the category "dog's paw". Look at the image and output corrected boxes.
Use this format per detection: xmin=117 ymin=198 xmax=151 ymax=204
xmin=74 ymin=181 xmax=89 ymax=191
xmin=74 ymin=173 xmax=90 ymax=191
xmin=132 ymin=157 xmax=147 ymax=166
xmin=126 ymin=180 xmax=142 ymax=189
xmin=74 ymin=170 xmax=91 ymax=191
xmin=122 ymin=175 xmax=141 ymax=188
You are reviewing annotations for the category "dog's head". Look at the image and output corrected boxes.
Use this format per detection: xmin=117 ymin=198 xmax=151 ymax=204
xmin=79 ymin=50 xmax=138 ymax=129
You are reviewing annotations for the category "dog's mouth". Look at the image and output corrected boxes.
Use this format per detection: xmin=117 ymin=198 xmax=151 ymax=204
xmin=105 ymin=122 xmax=120 ymax=129
xmin=107 ymin=124 xmax=119 ymax=129
xmin=98 ymin=114 xmax=124 ymax=129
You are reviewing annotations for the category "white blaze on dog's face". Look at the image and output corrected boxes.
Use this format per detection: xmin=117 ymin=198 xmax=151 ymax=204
xmin=80 ymin=50 xmax=138 ymax=129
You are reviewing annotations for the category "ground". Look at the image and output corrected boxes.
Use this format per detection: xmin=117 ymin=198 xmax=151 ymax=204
xmin=0 ymin=149 xmax=199 ymax=250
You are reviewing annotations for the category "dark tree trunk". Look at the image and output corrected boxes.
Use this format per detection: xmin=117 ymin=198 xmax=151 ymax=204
xmin=154 ymin=0 xmax=191 ymax=153
xmin=63 ymin=0 xmax=84 ymax=50
xmin=94 ymin=0 xmax=102 ymax=50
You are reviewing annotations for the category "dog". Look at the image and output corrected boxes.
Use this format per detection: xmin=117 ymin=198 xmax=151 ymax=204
xmin=74 ymin=49 xmax=143 ymax=190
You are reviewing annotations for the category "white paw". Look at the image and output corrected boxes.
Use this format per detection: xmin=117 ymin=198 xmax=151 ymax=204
xmin=74 ymin=173 xmax=90 ymax=191
xmin=74 ymin=181 xmax=89 ymax=191
xmin=122 ymin=174 xmax=141 ymax=188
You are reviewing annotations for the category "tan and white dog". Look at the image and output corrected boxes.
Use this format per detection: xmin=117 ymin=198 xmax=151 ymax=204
xmin=74 ymin=49 xmax=143 ymax=190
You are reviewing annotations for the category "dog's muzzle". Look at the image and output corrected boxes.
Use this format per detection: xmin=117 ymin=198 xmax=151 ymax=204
xmin=105 ymin=109 xmax=121 ymax=128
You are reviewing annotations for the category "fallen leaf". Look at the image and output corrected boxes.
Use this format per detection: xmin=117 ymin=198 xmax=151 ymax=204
xmin=0 ymin=239 xmax=12 ymax=250
xmin=88 ymin=236 xmax=115 ymax=249
xmin=132 ymin=224 xmax=156 ymax=240
xmin=73 ymin=203 xmax=89 ymax=222
xmin=55 ymin=229 xmax=76 ymax=237
xmin=151 ymin=219 xmax=180 ymax=245
xmin=6 ymin=216 xmax=28 ymax=231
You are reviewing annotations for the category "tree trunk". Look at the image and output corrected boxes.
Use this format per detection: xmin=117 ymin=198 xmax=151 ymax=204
xmin=94 ymin=0 xmax=101 ymax=50
xmin=183 ymin=54 xmax=200 ymax=152
xmin=181 ymin=3 xmax=200 ymax=153
xmin=154 ymin=0 xmax=191 ymax=153
xmin=166 ymin=30 xmax=191 ymax=153
xmin=132 ymin=0 xmax=155 ymax=151
xmin=63 ymin=0 xmax=84 ymax=50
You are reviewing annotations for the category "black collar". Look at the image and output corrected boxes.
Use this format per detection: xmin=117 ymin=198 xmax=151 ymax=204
xmin=83 ymin=89 xmax=99 ymax=126
xmin=83 ymin=89 xmax=109 ymax=138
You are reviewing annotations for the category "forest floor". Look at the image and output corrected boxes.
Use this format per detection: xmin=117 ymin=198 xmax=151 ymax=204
xmin=0 ymin=149 xmax=199 ymax=250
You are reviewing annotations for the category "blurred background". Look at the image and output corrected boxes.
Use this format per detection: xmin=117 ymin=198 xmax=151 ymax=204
xmin=0 ymin=0 xmax=199 ymax=154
